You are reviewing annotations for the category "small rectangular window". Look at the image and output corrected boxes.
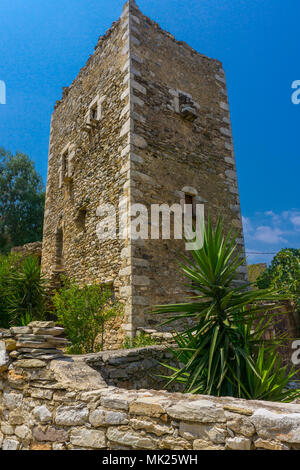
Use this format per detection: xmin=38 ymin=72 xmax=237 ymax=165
xmin=76 ymin=208 xmax=87 ymax=232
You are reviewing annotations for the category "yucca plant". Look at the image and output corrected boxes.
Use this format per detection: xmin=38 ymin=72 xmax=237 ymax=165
xmin=7 ymin=255 xmax=47 ymax=325
xmin=153 ymin=218 xmax=300 ymax=401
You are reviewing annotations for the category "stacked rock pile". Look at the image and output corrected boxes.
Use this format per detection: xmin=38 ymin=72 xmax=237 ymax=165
xmin=0 ymin=321 xmax=69 ymax=362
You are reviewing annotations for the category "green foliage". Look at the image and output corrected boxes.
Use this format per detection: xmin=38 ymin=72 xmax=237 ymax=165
xmin=153 ymin=218 xmax=299 ymax=402
xmin=257 ymin=248 xmax=300 ymax=314
xmin=53 ymin=281 xmax=122 ymax=354
xmin=0 ymin=254 xmax=46 ymax=327
xmin=0 ymin=148 xmax=45 ymax=253
xmin=123 ymin=332 xmax=158 ymax=349
xmin=236 ymin=341 xmax=299 ymax=402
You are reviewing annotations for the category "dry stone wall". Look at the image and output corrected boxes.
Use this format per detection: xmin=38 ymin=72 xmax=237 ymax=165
xmin=1 ymin=322 xmax=300 ymax=451
xmin=78 ymin=345 xmax=181 ymax=391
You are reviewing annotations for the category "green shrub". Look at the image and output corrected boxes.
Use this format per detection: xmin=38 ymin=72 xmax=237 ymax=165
xmin=53 ymin=281 xmax=122 ymax=354
xmin=0 ymin=254 xmax=46 ymax=327
xmin=123 ymin=332 xmax=158 ymax=349
xmin=257 ymin=248 xmax=300 ymax=318
xmin=153 ymin=218 xmax=300 ymax=402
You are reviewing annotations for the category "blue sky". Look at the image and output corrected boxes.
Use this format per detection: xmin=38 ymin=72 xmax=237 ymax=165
xmin=0 ymin=0 xmax=299 ymax=264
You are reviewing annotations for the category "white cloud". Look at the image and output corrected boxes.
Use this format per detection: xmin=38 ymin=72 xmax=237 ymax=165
xmin=242 ymin=216 xmax=253 ymax=235
xmin=290 ymin=214 xmax=300 ymax=228
xmin=242 ymin=209 xmax=300 ymax=264
xmin=254 ymin=226 xmax=287 ymax=244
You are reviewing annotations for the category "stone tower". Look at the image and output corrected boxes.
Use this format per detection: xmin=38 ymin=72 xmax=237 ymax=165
xmin=42 ymin=0 xmax=247 ymax=342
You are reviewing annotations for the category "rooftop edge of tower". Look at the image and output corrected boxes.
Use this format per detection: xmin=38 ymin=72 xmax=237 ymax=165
xmin=121 ymin=0 xmax=222 ymax=66
xmin=53 ymin=0 xmax=223 ymax=112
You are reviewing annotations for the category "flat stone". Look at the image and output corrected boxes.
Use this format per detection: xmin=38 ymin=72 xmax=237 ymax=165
xmin=226 ymin=437 xmax=251 ymax=450
xmin=2 ymin=439 xmax=19 ymax=450
xmin=10 ymin=327 xmax=32 ymax=335
xmin=89 ymin=408 xmax=128 ymax=426
xmin=15 ymin=425 xmax=31 ymax=439
xmin=33 ymin=405 xmax=52 ymax=423
xmin=70 ymin=428 xmax=106 ymax=449
xmin=130 ymin=418 xmax=172 ymax=437
xmin=14 ymin=359 xmax=47 ymax=368
xmin=0 ymin=340 xmax=9 ymax=372
xmin=130 ymin=397 xmax=167 ymax=417
xmin=107 ymin=427 xmax=156 ymax=449
xmin=50 ymin=359 xmax=106 ymax=391
xmin=251 ymin=409 xmax=300 ymax=444
xmin=193 ymin=439 xmax=224 ymax=450
xmin=33 ymin=426 xmax=68 ymax=442
xmin=55 ymin=404 xmax=89 ymax=426
xmin=167 ymin=400 xmax=226 ymax=423
xmin=4 ymin=339 xmax=17 ymax=351
xmin=32 ymin=327 xmax=64 ymax=336
xmin=3 ymin=391 xmax=23 ymax=410
xmin=225 ymin=413 xmax=255 ymax=438
xmin=254 ymin=438 xmax=289 ymax=451
xmin=101 ymin=393 xmax=130 ymax=411
xmin=28 ymin=321 xmax=56 ymax=328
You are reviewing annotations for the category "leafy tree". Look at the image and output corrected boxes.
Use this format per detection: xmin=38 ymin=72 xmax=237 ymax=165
xmin=53 ymin=281 xmax=122 ymax=354
xmin=0 ymin=147 xmax=45 ymax=253
xmin=153 ymin=219 xmax=300 ymax=402
xmin=257 ymin=248 xmax=300 ymax=318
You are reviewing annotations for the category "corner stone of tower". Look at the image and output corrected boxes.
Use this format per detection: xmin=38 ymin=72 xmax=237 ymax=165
xmin=122 ymin=0 xmax=139 ymax=13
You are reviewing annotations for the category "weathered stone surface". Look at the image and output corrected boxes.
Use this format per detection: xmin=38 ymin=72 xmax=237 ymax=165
xmin=8 ymin=409 xmax=28 ymax=426
xmin=5 ymin=339 xmax=17 ymax=351
xmin=33 ymin=405 xmax=52 ymax=423
xmin=31 ymin=443 xmax=52 ymax=450
xmin=167 ymin=400 xmax=226 ymax=423
xmin=10 ymin=327 xmax=32 ymax=335
xmin=3 ymin=391 xmax=23 ymax=410
xmin=55 ymin=404 xmax=89 ymax=426
xmin=159 ymin=436 xmax=192 ymax=450
xmin=0 ymin=340 xmax=9 ymax=372
xmin=50 ymin=359 xmax=106 ymax=391
xmin=130 ymin=418 xmax=172 ymax=437
xmin=32 ymin=327 xmax=64 ymax=336
xmin=179 ymin=422 xmax=226 ymax=443
xmin=254 ymin=438 xmax=289 ymax=451
xmin=193 ymin=439 xmax=224 ymax=450
xmin=251 ymin=409 xmax=300 ymax=444
xmin=1 ymin=422 xmax=14 ymax=435
xmin=70 ymin=428 xmax=106 ymax=449
xmin=40 ymin=0 xmax=247 ymax=345
xmin=33 ymin=426 xmax=68 ymax=442
xmin=15 ymin=425 xmax=31 ymax=440
xmin=225 ymin=412 xmax=255 ymax=438
xmin=101 ymin=393 xmax=130 ymax=411
xmin=14 ymin=359 xmax=47 ymax=369
xmin=130 ymin=397 xmax=168 ymax=417
xmin=2 ymin=439 xmax=20 ymax=450
xmin=28 ymin=321 xmax=56 ymax=329
xmin=107 ymin=427 xmax=156 ymax=449
xmin=90 ymin=408 xmax=128 ymax=426
xmin=226 ymin=437 xmax=252 ymax=450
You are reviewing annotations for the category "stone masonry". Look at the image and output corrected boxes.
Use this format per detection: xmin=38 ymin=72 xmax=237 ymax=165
xmin=1 ymin=322 xmax=300 ymax=451
xmin=41 ymin=0 xmax=247 ymax=341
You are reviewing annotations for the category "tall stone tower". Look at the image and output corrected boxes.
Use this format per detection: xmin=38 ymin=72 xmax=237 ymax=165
xmin=42 ymin=0 xmax=247 ymax=343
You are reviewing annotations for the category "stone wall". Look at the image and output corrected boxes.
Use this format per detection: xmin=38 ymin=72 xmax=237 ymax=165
xmin=1 ymin=322 xmax=300 ymax=451
xmin=11 ymin=241 xmax=42 ymax=263
xmin=78 ymin=345 xmax=181 ymax=391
